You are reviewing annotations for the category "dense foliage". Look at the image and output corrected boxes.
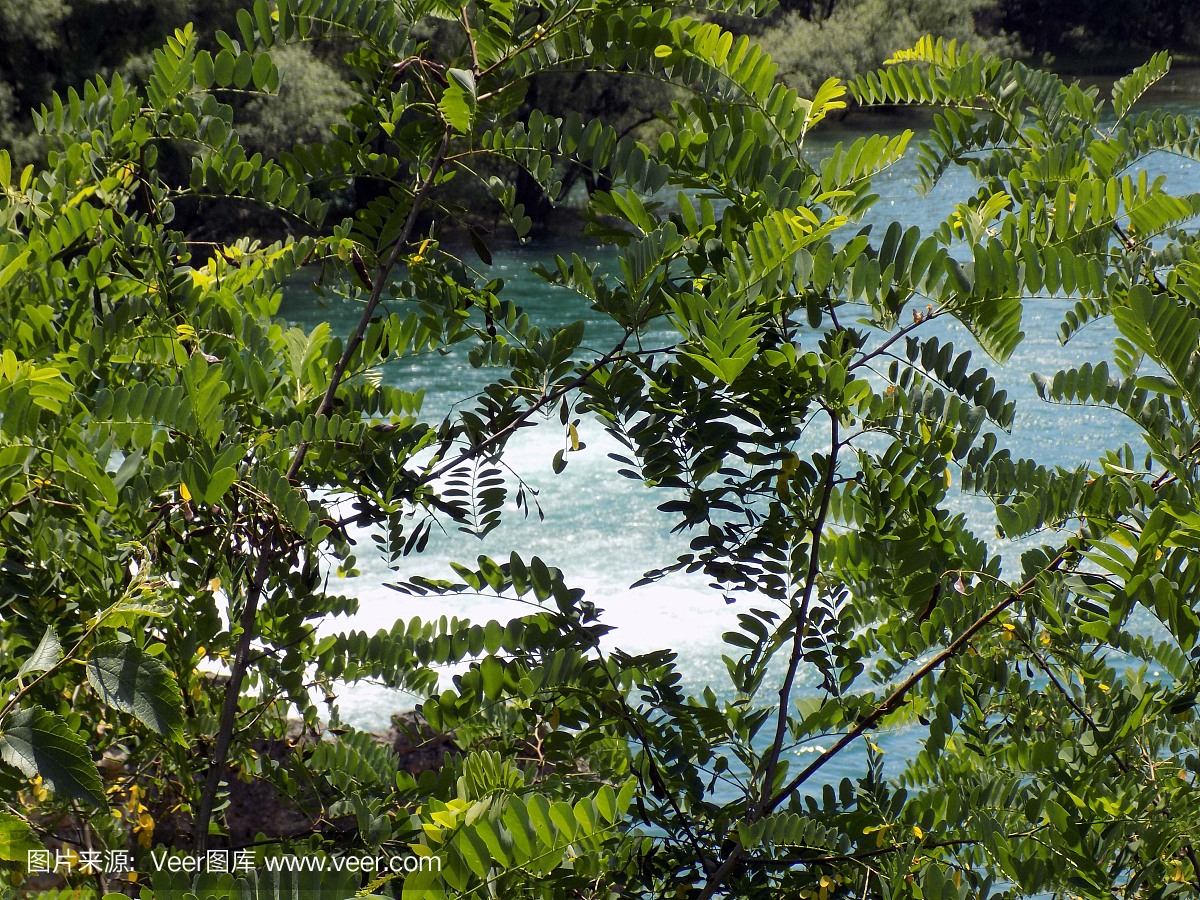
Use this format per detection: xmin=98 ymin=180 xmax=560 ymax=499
xmin=993 ymin=0 xmax=1200 ymax=59
xmin=4 ymin=3 xmax=1200 ymax=900
xmin=737 ymin=0 xmax=1010 ymax=100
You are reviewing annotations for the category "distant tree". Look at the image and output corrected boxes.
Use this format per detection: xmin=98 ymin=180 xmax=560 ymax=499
xmin=507 ymin=0 xmax=1012 ymax=236
xmin=753 ymin=0 xmax=1008 ymax=97
xmin=238 ymin=45 xmax=357 ymax=160
xmin=996 ymin=0 xmax=1200 ymax=59
xmin=0 ymin=0 xmax=246 ymax=166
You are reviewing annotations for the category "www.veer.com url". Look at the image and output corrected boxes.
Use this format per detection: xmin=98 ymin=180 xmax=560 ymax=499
xmin=151 ymin=851 xmax=442 ymax=875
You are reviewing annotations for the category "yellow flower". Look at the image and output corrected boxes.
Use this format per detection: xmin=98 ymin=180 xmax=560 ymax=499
xmin=913 ymin=825 xmax=924 ymax=838
xmin=135 ymin=811 xmax=155 ymax=848
xmin=410 ymin=238 xmax=432 ymax=264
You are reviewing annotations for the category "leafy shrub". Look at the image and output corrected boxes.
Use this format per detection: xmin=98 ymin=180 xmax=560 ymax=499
xmin=2 ymin=5 xmax=1200 ymax=900
xmin=757 ymin=0 xmax=1012 ymax=97
xmin=238 ymin=44 xmax=357 ymax=159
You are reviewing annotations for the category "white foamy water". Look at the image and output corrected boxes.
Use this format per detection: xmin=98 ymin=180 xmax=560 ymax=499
xmin=280 ymin=106 xmax=1200 ymax=776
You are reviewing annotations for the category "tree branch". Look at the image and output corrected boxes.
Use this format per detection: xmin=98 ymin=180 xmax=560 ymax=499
xmin=696 ymin=410 xmax=839 ymax=900
xmin=421 ymin=329 xmax=632 ymax=485
xmin=193 ymin=126 xmax=454 ymax=853
xmin=694 ymin=547 xmax=1069 ymax=898
xmin=767 ymin=549 xmax=1068 ymax=814
xmin=757 ymin=412 xmax=839 ymax=816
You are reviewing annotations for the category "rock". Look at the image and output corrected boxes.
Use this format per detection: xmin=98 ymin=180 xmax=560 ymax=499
xmin=377 ymin=711 xmax=458 ymax=775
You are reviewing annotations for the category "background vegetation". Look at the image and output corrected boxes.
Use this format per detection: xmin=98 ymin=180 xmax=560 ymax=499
xmin=2 ymin=0 xmax=1197 ymax=235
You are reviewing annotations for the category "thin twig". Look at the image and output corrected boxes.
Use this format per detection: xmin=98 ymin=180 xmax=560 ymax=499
xmin=743 ymin=837 xmax=981 ymax=867
xmin=461 ymin=7 xmax=481 ymax=73
xmin=422 ymin=329 xmax=632 ymax=484
xmin=758 ymin=412 xmax=839 ymax=816
xmin=1016 ymin=633 xmax=1131 ymax=774
xmin=768 ymin=549 xmax=1068 ymax=812
xmin=696 ymin=409 xmax=839 ymax=900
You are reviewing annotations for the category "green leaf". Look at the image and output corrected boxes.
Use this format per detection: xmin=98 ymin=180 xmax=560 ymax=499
xmin=454 ymin=827 xmax=491 ymax=878
xmin=530 ymin=557 xmax=552 ymax=601
xmin=1112 ymin=50 xmax=1170 ymax=122
xmin=0 ymin=812 xmax=40 ymax=862
xmin=447 ymin=68 xmax=477 ymax=102
xmin=0 ymin=707 xmax=106 ymax=806
xmin=233 ymin=51 xmax=254 ymax=90
xmin=214 ymin=49 xmax=236 ymax=86
xmin=595 ymin=784 xmax=618 ymax=823
xmin=236 ymin=8 xmax=256 ymax=49
xmin=253 ymin=0 xmax=274 ymax=48
xmin=194 ymin=50 xmax=216 ymax=89
xmin=0 ymin=250 xmax=29 ymax=292
xmin=204 ymin=466 xmax=238 ymax=505
xmin=107 ymin=587 xmax=173 ymax=620
xmin=483 ymin=620 xmax=504 ymax=653
xmin=17 ymin=627 xmax=61 ymax=678
xmin=439 ymin=70 xmax=476 ymax=133
xmin=86 ymin=642 xmax=185 ymax=743
xmin=616 ymin=777 xmax=635 ymax=816
xmin=1135 ymin=374 xmax=1181 ymax=397
xmin=469 ymin=227 xmax=492 ymax=266
xmin=251 ymin=52 xmax=273 ymax=91
xmin=480 ymin=656 xmax=504 ymax=700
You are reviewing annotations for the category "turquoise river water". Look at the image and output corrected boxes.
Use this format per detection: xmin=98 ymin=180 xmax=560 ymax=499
xmin=278 ymin=92 xmax=1200 ymax=792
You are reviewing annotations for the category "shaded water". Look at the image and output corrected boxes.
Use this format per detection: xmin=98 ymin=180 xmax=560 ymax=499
xmin=279 ymin=95 xmax=1200 ymax=790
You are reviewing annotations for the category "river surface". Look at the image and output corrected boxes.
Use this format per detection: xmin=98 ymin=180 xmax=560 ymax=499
xmin=278 ymin=89 xmax=1200 ymax=791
